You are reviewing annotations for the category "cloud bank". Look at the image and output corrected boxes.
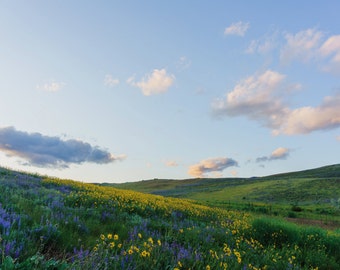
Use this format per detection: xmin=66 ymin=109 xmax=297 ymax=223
xmin=213 ymin=69 xmax=340 ymax=135
xmin=0 ymin=127 xmax=125 ymax=168
xmin=188 ymin=157 xmax=238 ymax=177
xmin=256 ymin=147 xmax=290 ymax=162
xmin=128 ymin=69 xmax=175 ymax=96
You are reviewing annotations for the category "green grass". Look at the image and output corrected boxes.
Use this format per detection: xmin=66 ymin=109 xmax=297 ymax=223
xmin=0 ymin=165 xmax=339 ymax=269
xmin=112 ymin=164 xmax=340 ymax=225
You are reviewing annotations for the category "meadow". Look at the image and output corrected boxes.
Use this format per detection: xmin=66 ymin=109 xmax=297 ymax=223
xmin=113 ymin=164 xmax=340 ymax=226
xmin=0 ymin=166 xmax=339 ymax=269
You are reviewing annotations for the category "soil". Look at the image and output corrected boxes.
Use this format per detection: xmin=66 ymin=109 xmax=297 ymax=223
xmin=286 ymin=217 xmax=340 ymax=231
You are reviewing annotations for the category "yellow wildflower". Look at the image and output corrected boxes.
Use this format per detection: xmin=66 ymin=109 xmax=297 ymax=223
xmin=234 ymin=250 xmax=242 ymax=264
xmin=223 ymin=244 xmax=231 ymax=256
xmin=148 ymin=237 xmax=154 ymax=245
xmin=107 ymin=234 xmax=112 ymax=239
xmin=141 ymin=250 xmax=150 ymax=257
xmin=114 ymin=234 xmax=119 ymax=240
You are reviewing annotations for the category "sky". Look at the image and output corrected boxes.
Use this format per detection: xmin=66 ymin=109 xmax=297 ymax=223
xmin=0 ymin=1 xmax=339 ymax=183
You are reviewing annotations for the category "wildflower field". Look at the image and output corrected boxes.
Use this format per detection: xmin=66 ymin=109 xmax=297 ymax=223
xmin=0 ymin=167 xmax=339 ymax=269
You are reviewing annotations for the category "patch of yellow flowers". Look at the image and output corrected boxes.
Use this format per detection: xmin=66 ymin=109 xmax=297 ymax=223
xmin=42 ymin=177 xmax=250 ymax=228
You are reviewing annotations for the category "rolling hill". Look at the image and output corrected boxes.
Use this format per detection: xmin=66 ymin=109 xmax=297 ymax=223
xmin=109 ymin=164 xmax=340 ymax=219
xmin=0 ymin=164 xmax=339 ymax=269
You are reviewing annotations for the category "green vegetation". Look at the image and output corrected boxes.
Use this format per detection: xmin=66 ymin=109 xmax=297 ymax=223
xmin=0 ymin=165 xmax=339 ymax=269
xmin=112 ymin=164 xmax=340 ymax=226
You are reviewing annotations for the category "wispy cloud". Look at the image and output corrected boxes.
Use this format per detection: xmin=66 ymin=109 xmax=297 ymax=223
xmin=127 ymin=69 xmax=175 ymax=96
xmin=188 ymin=157 xmax=238 ymax=177
xmin=320 ymin=35 xmax=340 ymax=61
xmin=224 ymin=21 xmax=249 ymax=37
xmin=256 ymin=147 xmax=290 ymax=162
xmin=246 ymin=27 xmax=340 ymax=74
xmin=0 ymin=127 xmax=125 ymax=168
xmin=104 ymin=74 xmax=119 ymax=87
xmin=280 ymin=28 xmax=324 ymax=64
xmin=212 ymin=69 xmax=340 ymax=135
xmin=319 ymin=35 xmax=340 ymax=74
xmin=37 ymin=80 xmax=65 ymax=92
xmin=246 ymin=31 xmax=279 ymax=54
xmin=176 ymin=56 xmax=191 ymax=71
xmin=165 ymin=160 xmax=179 ymax=167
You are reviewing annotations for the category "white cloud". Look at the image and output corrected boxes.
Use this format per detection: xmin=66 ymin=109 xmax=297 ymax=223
xmin=244 ymin=27 xmax=340 ymax=74
xmin=213 ymin=69 xmax=340 ymax=135
xmin=246 ymin=31 xmax=279 ymax=54
xmin=271 ymin=147 xmax=290 ymax=159
xmin=188 ymin=157 xmax=238 ymax=177
xmin=37 ymin=80 xmax=65 ymax=92
xmin=319 ymin=35 xmax=340 ymax=61
xmin=224 ymin=21 xmax=249 ymax=37
xmin=256 ymin=147 xmax=290 ymax=162
xmin=319 ymin=35 xmax=340 ymax=74
xmin=273 ymin=92 xmax=340 ymax=135
xmin=128 ymin=69 xmax=175 ymax=96
xmin=280 ymin=28 xmax=324 ymax=64
xmin=213 ymin=70 xmax=289 ymax=127
xmin=104 ymin=75 xmax=119 ymax=87
xmin=246 ymin=39 xmax=274 ymax=54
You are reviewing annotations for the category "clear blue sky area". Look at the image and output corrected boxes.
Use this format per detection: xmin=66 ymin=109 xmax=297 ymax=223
xmin=0 ymin=1 xmax=339 ymax=182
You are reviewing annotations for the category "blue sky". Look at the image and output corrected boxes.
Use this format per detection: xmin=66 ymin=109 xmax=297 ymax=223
xmin=0 ymin=1 xmax=339 ymax=183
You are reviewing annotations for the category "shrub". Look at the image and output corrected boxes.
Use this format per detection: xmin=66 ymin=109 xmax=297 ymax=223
xmin=287 ymin=211 xmax=297 ymax=218
xmin=291 ymin=205 xmax=303 ymax=212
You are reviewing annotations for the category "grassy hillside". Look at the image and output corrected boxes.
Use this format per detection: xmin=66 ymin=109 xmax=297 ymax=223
xmin=111 ymin=164 xmax=340 ymax=221
xmin=0 ymin=166 xmax=340 ymax=269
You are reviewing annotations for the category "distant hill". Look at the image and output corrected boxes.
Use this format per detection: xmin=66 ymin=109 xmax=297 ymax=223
xmin=109 ymin=164 xmax=340 ymax=208
xmin=261 ymin=164 xmax=340 ymax=179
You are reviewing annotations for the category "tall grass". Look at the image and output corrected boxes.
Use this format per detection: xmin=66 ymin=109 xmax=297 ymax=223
xmin=251 ymin=217 xmax=340 ymax=269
